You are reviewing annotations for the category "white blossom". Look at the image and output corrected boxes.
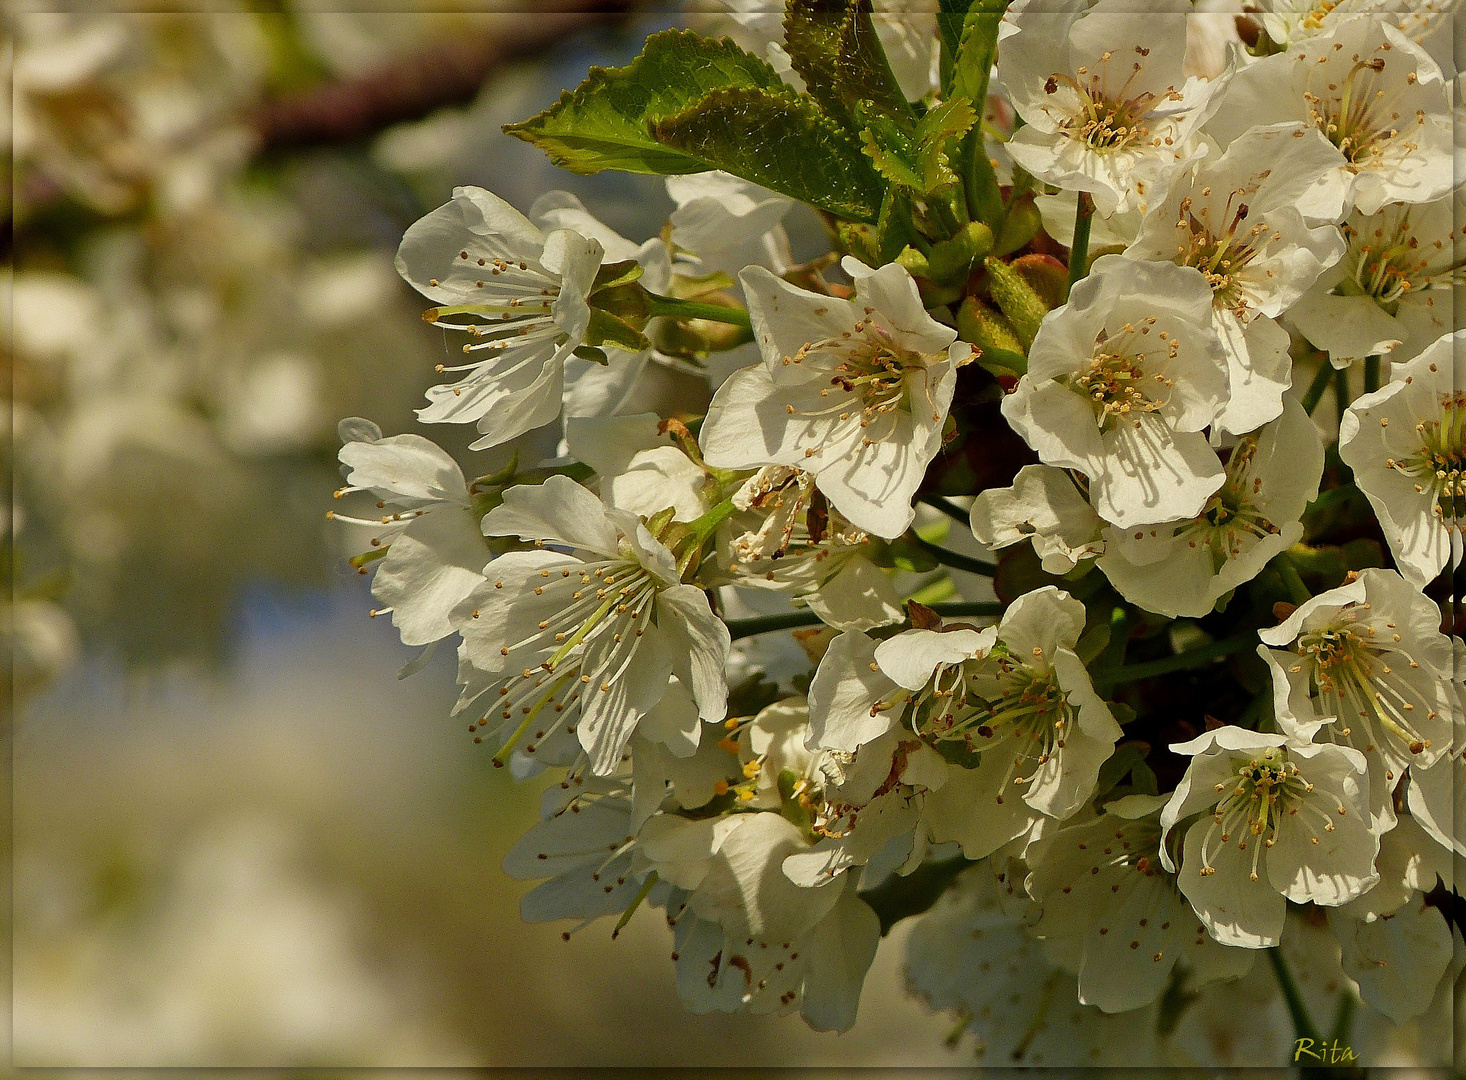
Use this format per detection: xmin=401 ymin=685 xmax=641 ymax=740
xmin=1287 ymin=192 xmax=1464 ymax=368
xmin=1339 ymin=332 xmax=1465 ymax=585
xmin=1025 ymin=793 xmax=1255 ymax=1012
xmin=1250 ymin=0 xmax=1457 ymax=52
xmin=720 ymin=466 xmax=903 ymax=631
xmin=1122 ymin=123 xmax=1349 ymax=434
xmin=395 ymin=186 xmax=611 ymax=450
xmin=1001 ymin=256 xmax=1229 ymax=528
xmin=702 ymin=261 xmax=970 ymax=539
xmin=665 ymin=172 xmax=793 ymax=283
xmin=450 ymin=475 xmax=729 ymax=776
xmin=1336 ymin=892 xmax=1453 ymax=1024
xmin=1207 ymin=16 xmax=1453 ymax=216
xmin=998 ymin=0 xmax=1233 ymax=216
xmin=1258 ymin=567 xmax=1453 ymax=825
xmin=1097 ymin=396 xmax=1323 ymax=618
xmin=1160 ymin=728 xmax=1379 ymax=948
xmin=332 ymin=418 xmax=487 ymax=649
xmin=970 ymin=464 xmax=1106 ymax=574
xmin=670 ymin=812 xmax=879 ymax=1032
xmin=909 ymin=589 xmax=1123 ymax=859
xmin=906 ymin=863 xmax=1163 ymax=1065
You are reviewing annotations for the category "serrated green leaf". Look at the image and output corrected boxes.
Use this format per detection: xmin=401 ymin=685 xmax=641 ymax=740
xmin=862 ymin=96 xmax=976 ymax=199
xmin=784 ymin=0 xmax=915 ymax=131
xmin=651 ymin=87 xmax=886 ymax=221
xmin=504 ymin=29 xmax=787 ymax=176
xmin=951 ymin=0 xmax=1009 ymax=225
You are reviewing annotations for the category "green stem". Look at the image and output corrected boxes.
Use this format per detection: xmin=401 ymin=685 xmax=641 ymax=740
xmin=1330 ymin=988 xmax=1357 ymax=1047
xmin=1272 ymin=552 xmax=1312 ymax=606
xmin=918 ymin=493 xmax=972 ymax=525
xmin=1268 ymin=946 xmax=1323 ymax=1048
xmin=1333 ymin=366 xmax=1351 ymax=420
xmin=646 ymin=294 xmax=752 ymax=330
xmin=1105 ymin=631 xmax=1258 ymax=685
xmin=726 ymin=601 xmax=1005 ymax=641
xmin=1064 ymin=192 xmax=1094 ymax=300
xmin=1362 ymin=354 xmax=1380 ymax=395
xmin=1300 ymin=360 xmax=1334 ymax=415
xmin=914 ymin=534 xmax=996 ymax=577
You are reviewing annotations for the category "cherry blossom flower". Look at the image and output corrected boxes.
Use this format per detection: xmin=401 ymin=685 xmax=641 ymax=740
xmin=1287 ymin=192 xmax=1465 ymax=368
xmin=1208 ymin=16 xmax=1453 ymax=216
xmin=970 ymin=464 xmax=1106 ymax=574
xmin=1339 ymin=332 xmax=1465 ymax=585
xmin=396 ymin=186 xmax=612 ymax=450
xmin=331 ymin=418 xmax=488 ymax=650
xmin=450 ymin=475 xmax=729 ymax=776
xmin=702 ymin=261 xmax=971 ymax=539
xmin=1258 ymin=567 xmax=1454 ymax=824
xmin=1160 ymin=729 xmax=1379 ymax=948
xmin=1025 ymin=794 xmax=1254 ymax=1012
xmin=906 ymin=864 xmax=1163 ymax=1065
xmin=998 ymin=0 xmax=1233 ymax=216
xmin=1122 ymin=122 xmax=1349 ymax=434
xmin=1001 ymin=256 xmax=1229 ymax=528
xmin=720 ymin=466 xmax=903 ymax=632
xmin=1097 ymin=396 xmax=1323 ymax=618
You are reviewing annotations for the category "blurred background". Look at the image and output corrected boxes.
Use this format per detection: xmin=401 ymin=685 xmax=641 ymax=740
xmin=5 ymin=3 xmax=965 ymax=1066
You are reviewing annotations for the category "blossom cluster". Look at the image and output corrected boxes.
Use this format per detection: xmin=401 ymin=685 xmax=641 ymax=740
xmin=334 ymin=0 xmax=1461 ymax=1065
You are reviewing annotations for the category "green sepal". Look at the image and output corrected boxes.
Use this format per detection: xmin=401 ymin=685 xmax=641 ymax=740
xmin=895 ymin=245 xmax=931 ymax=278
xmin=591 ymin=259 xmax=644 ymax=293
xmin=584 ymin=307 xmax=651 ymax=352
xmin=503 ymin=29 xmax=787 ymax=176
xmin=651 ymin=86 xmax=886 ymax=222
xmin=573 ymin=345 xmax=610 ymax=365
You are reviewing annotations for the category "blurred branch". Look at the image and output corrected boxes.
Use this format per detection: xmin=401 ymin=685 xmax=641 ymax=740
xmin=251 ymin=4 xmax=634 ymax=155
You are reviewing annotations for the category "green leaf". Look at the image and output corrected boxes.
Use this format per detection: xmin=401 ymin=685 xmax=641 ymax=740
xmin=1095 ymin=740 xmax=1152 ymax=801
xmin=784 ymin=0 xmax=916 ymax=131
xmin=950 ymin=0 xmax=1009 ymax=225
xmin=504 ymin=29 xmax=787 ymax=176
xmin=861 ymin=96 xmax=977 ymax=199
xmin=651 ymin=87 xmax=886 ymax=221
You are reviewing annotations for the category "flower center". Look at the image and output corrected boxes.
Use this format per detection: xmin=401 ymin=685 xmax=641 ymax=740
xmin=1294 ymin=614 xmax=1436 ymax=758
xmin=1337 ymin=208 xmax=1465 ymax=314
xmin=1300 ymin=51 xmax=1424 ymax=172
xmin=1386 ymin=391 xmax=1466 ymax=531
xmin=1173 ymin=194 xmax=1277 ymax=318
xmin=423 ymin=252 xmax=563 ymax=364
xmin=1174 ymin=437 xmax=1281 ymax=571
xmin=1043 ymin=49 xmax=1180 ymax=153
xmin=1195 ymin=747 xmax=1336 ymax=882
xmin=1066 ymin=322 xmax=1176 ymax=431
xmin=782 ymin=315 xmax=940 ymax=451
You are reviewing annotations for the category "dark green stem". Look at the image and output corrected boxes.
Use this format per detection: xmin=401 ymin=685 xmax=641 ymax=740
xmin=1300 ymin=361 xmax=1334 ymax=415
xmin=1064 ymin=192 xmax=1094 ymax=300
xmin=1272 ymin=552 xmax=1312 ymax=606
xmin=1362 ymin=355 xmax=1380 ymax=396
xmin=646 ymin=294 xmax=752 ymax=330
xmin=725 ymin=601 xmax=1005 ymax=641
xmin=1268 ymin=947 xmax=1322 ymax=1048
xmin=1330 ymin=988 xmax=1357 ymax=1047
xmin=918 ymin=493 xmax=972 ymax=525
xmin=1105 ymin=631 xmax=1258 ymax=685
xmin=914 ymin=534 xmax=996 ymax=577
xmin=1333 ymin=366 xmax=1351 ymax=420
